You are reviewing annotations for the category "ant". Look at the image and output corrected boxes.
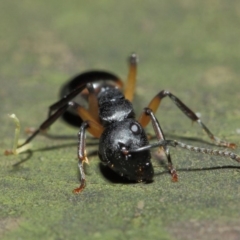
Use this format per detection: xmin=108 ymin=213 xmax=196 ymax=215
xmin=5 ymin=53 xmax=240 ymax=193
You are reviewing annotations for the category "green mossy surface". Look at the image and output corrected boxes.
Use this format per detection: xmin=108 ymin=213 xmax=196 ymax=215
xmin=1 ymin=1 xmax=240 ymax=239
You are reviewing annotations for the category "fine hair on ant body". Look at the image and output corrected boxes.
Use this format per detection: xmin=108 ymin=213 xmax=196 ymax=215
xmin=6 ymin=53 xmax=239 ymax=193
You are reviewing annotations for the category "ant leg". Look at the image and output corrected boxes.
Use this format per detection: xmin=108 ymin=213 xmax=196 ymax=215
xmin=74 ymin=102 xmax=104 ymax=138
xmin=73 ymin=119 xmax=103 ymax=193
xmin=48 ymin=84 xmax=87 ymax=117
xmin=15 ymin=99 xmax=103 ymax=152
xmin=124 ymin=53 xmax=138 ymax=102
xmin=144 ymin=108 xmax=178 ymax=181
xmin=138 ymin=90 xmax=236 ymax=149
xmin=86 ymin=83 xmax=100 ymax=123
xmin=17 ymin=103 xmax=70 ymax=149
xmin=73 ymin=122 xmax=89 ymax=194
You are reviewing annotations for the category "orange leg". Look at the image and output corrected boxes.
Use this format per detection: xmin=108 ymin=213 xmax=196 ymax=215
xmin=124 ymin=53 xmax=138 ymax=102
xmin=138 ymin=90 xmax=236 ymax=149
xmin=61 ymin=82 xmax=104 ymax=137
xmin=72 ymin=100 xmax=103 ymax=138
xmin=86 ymin=83 xmax=100 ymax=123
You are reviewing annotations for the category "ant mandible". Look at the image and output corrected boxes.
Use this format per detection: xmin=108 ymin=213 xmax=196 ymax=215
xmin=6 ymin=53 xmax=240 ymax=193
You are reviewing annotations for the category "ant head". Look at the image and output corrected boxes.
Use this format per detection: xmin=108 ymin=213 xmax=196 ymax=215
xmin=98 ymin=119 xmax=154 ymax=182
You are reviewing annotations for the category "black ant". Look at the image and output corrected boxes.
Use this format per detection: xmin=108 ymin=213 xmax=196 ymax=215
xmin=5 ymin=53 xmax=239 ymax=193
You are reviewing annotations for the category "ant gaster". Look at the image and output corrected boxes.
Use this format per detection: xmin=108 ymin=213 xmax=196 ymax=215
xmin=6 ymin=54 xmax=239 ymax=193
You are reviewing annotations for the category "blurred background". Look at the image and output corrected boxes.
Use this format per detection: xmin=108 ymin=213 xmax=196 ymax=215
xmin=1 ymin=1 xmax=240 ymax=135
xmin=1 ymin=1 xmax=240 ymax=239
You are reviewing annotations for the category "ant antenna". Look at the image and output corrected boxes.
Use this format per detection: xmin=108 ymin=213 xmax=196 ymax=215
xmin=126 ymin=140 xmax=240 ymax=163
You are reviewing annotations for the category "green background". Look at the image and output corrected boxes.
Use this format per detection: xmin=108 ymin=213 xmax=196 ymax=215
xmin=1 ymin=1 xmax=240 ymax=239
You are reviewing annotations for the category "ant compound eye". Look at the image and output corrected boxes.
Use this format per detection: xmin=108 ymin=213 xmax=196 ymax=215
xmin=130 ymin=122 xmax=141 ymax=135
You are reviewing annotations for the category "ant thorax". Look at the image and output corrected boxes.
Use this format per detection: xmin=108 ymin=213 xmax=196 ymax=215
xmin=98 ymin=87 xmax=135 ymax=126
